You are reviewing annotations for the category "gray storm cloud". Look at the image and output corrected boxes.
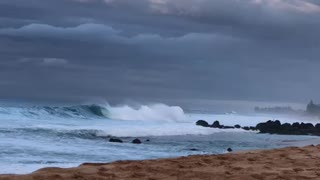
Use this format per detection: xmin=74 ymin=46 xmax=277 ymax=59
xmin=0 ymin=0 xmax=319 ymax=104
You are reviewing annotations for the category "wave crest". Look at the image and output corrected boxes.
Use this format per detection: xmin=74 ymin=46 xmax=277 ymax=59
xmin=0 ymin=103 xmax=188 ymax=122
xmin=107 ymin=104 xmax=187 ymax=122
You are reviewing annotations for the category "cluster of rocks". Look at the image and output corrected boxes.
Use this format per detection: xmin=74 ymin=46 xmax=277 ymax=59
xmin=196 ymin=119 xmax=320 ymax=136
xmin=109 ymin=138 xmax=146 ymax=144
xmin=256 ymin=120 xmax=320 ymax=135
xmin=196 ymin=120 xmax=257 ymax=131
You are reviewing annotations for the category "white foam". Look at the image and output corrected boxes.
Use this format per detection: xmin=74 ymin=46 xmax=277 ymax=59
xmin=94 ymin=122 xmax=248 ymax=137
xmin=106 ymin=104 xmax=188 ymax=122
xmin=1 ymin=102 xmax=319 ymax=175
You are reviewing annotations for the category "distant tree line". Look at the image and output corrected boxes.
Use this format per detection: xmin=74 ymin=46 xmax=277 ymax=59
xmin=254 ymin=100 xmax=320 ymax=116
xmin=254 ymin=106 xmax=295 ymax=114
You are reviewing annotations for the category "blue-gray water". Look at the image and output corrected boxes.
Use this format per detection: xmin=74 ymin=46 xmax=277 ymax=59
xmin=0 ymin=102 xmax=319 ymax=174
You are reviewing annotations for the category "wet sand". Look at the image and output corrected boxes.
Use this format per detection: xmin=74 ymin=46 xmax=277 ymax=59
xmin=1 ymin=145 xmax=320 ymax=180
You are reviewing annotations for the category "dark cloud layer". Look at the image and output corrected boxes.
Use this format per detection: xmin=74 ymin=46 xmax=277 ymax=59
xmin=0 ymin=0 xmax=320 ymax=104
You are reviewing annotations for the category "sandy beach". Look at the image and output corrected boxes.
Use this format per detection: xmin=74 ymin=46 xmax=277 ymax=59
xmin=1 ymin=145 xmax=320 ymax=180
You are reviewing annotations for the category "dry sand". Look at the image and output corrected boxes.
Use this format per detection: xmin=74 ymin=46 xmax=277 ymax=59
xmin=2 ymin=145 xmax=320 ymax=180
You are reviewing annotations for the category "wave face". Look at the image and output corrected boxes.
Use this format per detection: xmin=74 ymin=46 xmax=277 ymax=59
xmin=0 ymin=103 xmax=188 ymax=122
xmin=2 ymin=101 xmax=318 ymax=175
xmin=0 ymin=102 xmax=253 ymax=138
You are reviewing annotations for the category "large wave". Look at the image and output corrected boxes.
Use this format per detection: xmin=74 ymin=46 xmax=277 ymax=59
xmin=0 ymin=103 xmax=188 ymax=122
xmin=106 ymin=104 xmax=187 ymax=122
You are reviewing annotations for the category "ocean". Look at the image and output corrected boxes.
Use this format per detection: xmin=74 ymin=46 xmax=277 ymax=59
xmin=0 ymin=101 xmax=319 ymax=174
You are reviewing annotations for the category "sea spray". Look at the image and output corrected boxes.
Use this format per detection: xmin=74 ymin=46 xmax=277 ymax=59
xmin=106 ymin=104 xmax=187 ymax=122
xmin=0 ymin=101 xmax=318 ymax=174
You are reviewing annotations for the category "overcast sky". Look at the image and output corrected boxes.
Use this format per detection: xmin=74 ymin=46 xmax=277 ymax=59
xmin=1 ymin=0 xmax=320 ymax=104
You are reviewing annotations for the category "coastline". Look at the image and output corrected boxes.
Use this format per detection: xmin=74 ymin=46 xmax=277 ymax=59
xmin=2 ymin=145 xmax=320 ymax=180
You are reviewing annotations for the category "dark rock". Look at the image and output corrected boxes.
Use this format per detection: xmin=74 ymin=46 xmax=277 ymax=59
xmin=189 ymin=148 xmax=199 ymax=151
xmin=299 ymin=122 xmax=306 ymax=129
xmin=292 ymin=122 xmax=300 ymax=128
xmin=242 ymin=126 xmax=256 ymax=131
xmin=145 ymin=139 xmax=150 ymax=142
xmin=256 ymin=120 xmax=282 ymax=134
xmin=109 ymin=138 xmax=123 ymax=143
xmin=235 ymin=124 xmax=241 ymax=129
xmin=227 ymin=148 xmax=233 ymax=152
xmin=222 ymin=126 xmax=235 ymax=129
xmin=275 ymin=120 xmax=281 ymax=126
xmin=196 ymin=120 xmax=210 ymax=127
xmin=211 ymin=121 xmax=221 ymax=128
xmin=300 ymin=123 xmax=314 ymax=129
xmin=255 ymin=120 xmax=318 ymax=136
xmin=282 ymin=123 xmax=291 ymax=129
xmin=132 ymin=138 xmax=142 ymax=144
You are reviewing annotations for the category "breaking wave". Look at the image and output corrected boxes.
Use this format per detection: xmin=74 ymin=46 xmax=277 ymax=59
xmin=107 ymin=104 xmax=187 ymax=122
xmin=0 ymin=103 xmax=188 ymax=122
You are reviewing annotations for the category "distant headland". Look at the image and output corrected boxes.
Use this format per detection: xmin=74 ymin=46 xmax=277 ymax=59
xmin=306 ymin=100 xmax=320 ymax=116
xmin=254 ymin=100 xmax=320 ymax=116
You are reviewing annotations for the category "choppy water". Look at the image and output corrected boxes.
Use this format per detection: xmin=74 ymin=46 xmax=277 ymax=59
xmin=0 ymin=102 xmax=319 ymax=174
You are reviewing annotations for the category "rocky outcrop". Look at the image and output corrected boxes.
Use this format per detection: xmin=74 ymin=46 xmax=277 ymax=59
xmin=196 ymin=120 xmax=245 ymax=130
xmin=256 ymin=120 xmax=320 ymax=136
xmin=256 ymin=120 xmax=282 ymax=133
xmin=196 ymin=119 xmax=320 ymax=136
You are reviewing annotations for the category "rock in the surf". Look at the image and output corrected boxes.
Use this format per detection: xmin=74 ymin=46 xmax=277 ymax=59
xmin=109 ymin=138 xmax=123 ymax=143
xmin=222 ymin=126 xmax=235 ymax=129
xmin=196 ymin=120 xmax=210 ymax=127
xmin=256 ymin=120 xmax=282 ymax=133
xmin=189 ymin=148 xmax=199 ymax=151
xmin=132 ymin=138 xmax=142 ymax=144
xmin=300 ymin=123 xmax=314 ymax=129
xmin=211 ymin=121 xmax=221 ymax=128
xmin=292 ymin=122 xmax=300 ymax=128
xmin=282 ymin=123 xmax=291 ymax=129
xmin=235 ymin=124 xmax=241 ymax=129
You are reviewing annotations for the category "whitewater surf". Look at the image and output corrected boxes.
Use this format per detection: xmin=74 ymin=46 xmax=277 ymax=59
xmin=0 ymin=102 xmax=319 ymax=174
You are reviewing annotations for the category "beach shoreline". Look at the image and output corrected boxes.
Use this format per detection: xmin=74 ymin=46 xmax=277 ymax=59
xmin=1 ymin=145 xmax=320 ymax=180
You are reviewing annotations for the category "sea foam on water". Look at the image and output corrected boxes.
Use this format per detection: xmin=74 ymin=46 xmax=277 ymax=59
xmin=0 ymin=102 xmax=319 ymax=174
